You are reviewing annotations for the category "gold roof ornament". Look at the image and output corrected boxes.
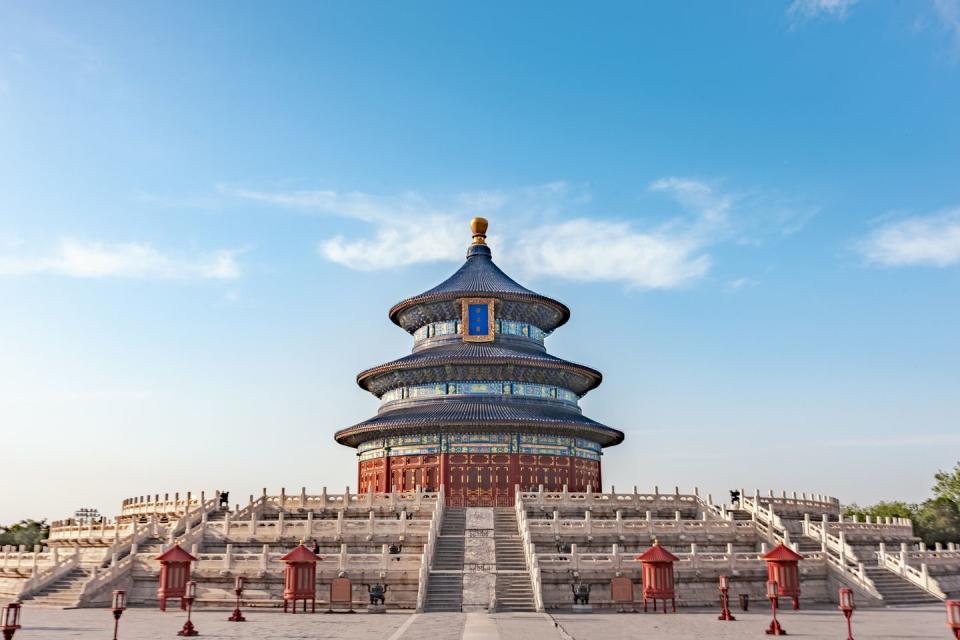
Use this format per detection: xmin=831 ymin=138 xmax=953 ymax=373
xmin=471 ymin=217 xmax=488 ymax=245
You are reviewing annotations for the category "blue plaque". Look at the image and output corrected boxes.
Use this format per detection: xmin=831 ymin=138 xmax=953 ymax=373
xmin=468 ymin=304 xmax=489 ymax=336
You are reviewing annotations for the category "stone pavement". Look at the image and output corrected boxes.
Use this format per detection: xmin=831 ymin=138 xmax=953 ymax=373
xmin=10 ymin=605 xmax=950 ymax=639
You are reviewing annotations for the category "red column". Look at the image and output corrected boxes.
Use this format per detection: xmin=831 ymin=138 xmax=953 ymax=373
xmin=439 ymin=454 xmax=449 ymax=491
xmin=509 ymin=454 xmax=521 ymax=497
xmin=383 ymin=448 xmax=392 ymax=492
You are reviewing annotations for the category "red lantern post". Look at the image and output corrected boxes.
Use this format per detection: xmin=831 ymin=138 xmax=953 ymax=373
xmin=1 ymin=603 xmax=21 ymax=640
xmin=838 ymin=587 xmax=855 ymax=640
xmin=228 ymin=576 xmax=246 ymax=622
xmin=762 ymin=543 xmax=804 ymax=610
xmin=717 ymin=575 xmax=736 ymax=621
xmin=111 ymin=590 xmax=126 ymax=640
xmin=765 ymin=579 xmax=786 ymax=636
xmin=281 ymin=544 xmax=319 ymax=613
xmin=636 ymin=541 xmax=679 ymax=613
xmin=177 ymin=580 xmax=199 ymax=637
xmin=946 ymin=600 xmax=960 ymax=640
xmin=156 ymin=545 xmax=197 ymax=612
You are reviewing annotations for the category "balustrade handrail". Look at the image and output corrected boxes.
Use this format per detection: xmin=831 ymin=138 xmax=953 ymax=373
xmin=416 ymin=484 xmax=444 ymax=612
xmin=875 ymin=548 xmax=947 ymax=600
xmin=14 ymin=551 xmax=79 ymax=601
xmin=516 ymin=489 xmax=545 ymax=612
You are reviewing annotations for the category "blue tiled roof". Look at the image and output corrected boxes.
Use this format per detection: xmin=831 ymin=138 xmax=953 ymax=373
xmin=357 ymin=341 xmax=603 ymax=396
xmin=389 ymin=245 xmax=570 ymax=331
xmin=335 ymin=397 xmax=624 ymax=448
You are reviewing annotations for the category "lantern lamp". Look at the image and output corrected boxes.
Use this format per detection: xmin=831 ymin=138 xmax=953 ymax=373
xmin=765 ymin=580 xmax=785 ymax=636
xmin=717 ymin=575 xmax=735 ymax=621
xmin=947 ymin=600 xmax=960 ymax=639
xmin=110 ymin=589 xmax=127 ymax=640
xmin=766 ymin=579 xmax=779 ymax=601
xmin=229 ymin=575 xmax=247 ymax=622
xmin=1 ymin=602 xmax=21 ymax=640
xmin=177 ymin=581 xmax=199 ymax=637
xmin=838 ymin=588 xmax=854 ymax=613
xmin=838 ymin=588 xmax=855 ymax=640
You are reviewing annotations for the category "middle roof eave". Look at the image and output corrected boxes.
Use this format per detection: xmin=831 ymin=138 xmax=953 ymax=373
xmin=356 ymin=342 xmax=603 ymax=396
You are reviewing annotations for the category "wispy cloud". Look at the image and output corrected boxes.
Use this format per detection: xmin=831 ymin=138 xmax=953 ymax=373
xmin=828 ymin=433 xmax=960 ymax=447
xmin=0 ymin=239 xmax=242 ymax=280
xmin=788 ymin=0 xmax=859 ymax=23
xmin=933 ymin=0 xmax=960 ymax=56
xmin=228 ymin=178 xmax=793 ymax=290
xmin=857 ymin=208 xmax=960 ymax=267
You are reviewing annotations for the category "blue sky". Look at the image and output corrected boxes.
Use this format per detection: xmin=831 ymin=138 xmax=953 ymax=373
xmin=1 ymin=1 xmax=959 ymax=522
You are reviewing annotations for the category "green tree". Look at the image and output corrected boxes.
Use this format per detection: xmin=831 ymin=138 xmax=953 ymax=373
xmin=843 ymin=501 xmax=916 ymax=521
xmin=0 ymin=519 xmax=49 ymax=549
xmin=913 ymin=497 xmax=960 ymax=547
xmin=933 ymin=461 xmax=960 ymax=505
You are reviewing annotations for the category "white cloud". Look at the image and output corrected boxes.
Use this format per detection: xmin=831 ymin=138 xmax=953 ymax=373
xmin=228 ymin=178 xmax=798 ymax=290
xmin=321 ymin=216 xmax=465 ymax=271
xmin=0 ymin=239 xmax=242 ymax=280
xmin=512 ymin=218 xmax=711 ymax=289
xmin=858 ymin=208 xmax=960 ymax=267
xmin=788 ymin=0 xmax=858 ymax=22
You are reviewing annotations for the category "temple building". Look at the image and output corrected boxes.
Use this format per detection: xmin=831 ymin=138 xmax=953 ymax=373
xmin=335 ymin=218 xmax=624 ymax=505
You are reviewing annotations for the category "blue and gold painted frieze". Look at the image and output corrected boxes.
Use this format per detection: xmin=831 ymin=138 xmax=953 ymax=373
xmin=380 ymin=379 xmax=579 ymax=406
xmin=412 ymin=319 xmax=547 ymax=345
xmin=359 ymin=431 xmax=600 ymax=461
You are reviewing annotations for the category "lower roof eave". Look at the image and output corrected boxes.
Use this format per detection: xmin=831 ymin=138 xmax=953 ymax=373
xmin=334 ymin=421 xmax=625 ymax=449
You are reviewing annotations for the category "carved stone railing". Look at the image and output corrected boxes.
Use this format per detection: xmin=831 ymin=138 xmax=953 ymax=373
xmin=535 ymin=543 xmax=825 ymax=573
xmin=875 ymin=543 xmax=949 ymax=600
xmin=416 ymin=484 xmax=444 ymax=612
xmin=525 ymin=514 xmax=755 ymax=540
xmin=48 ymin=520 xmax=135 ymax=543
xmin=119 ymin=490 xmax=212 ymax=518
xmin=519 ymin=487 xmax=700 ymax=513
xmin=516 ymin=488 xmax=544 ymax=612
xmin=801 ymin=518 xmax=882 ymax=598
xmin=263 ymin=487 xmax=439 ymax=513
xmin=187 ymin=545 xmax=423 ymax=574
xmin=13 ymin=550 xmax=79 ymax=601
xmin=740 ymin=489 xmax=840 ymax=516
xmin=200 ymin=512 xmax=432 ymax=544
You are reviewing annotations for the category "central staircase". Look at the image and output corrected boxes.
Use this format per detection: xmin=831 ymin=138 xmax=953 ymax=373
xmin=424 ymin=507 xmax=466 ymax=612
xmin=493 ymin=508 xmax=535 ymax=612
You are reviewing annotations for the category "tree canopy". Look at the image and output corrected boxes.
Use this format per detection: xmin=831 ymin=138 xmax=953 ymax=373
xmin=850 ymin=462 xmax=960 ymax=547
xmin=0 ymin=519 xmax=49 ymax=549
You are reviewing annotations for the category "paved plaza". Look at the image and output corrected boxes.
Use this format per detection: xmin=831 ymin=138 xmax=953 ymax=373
xmin=10 ymin=605 xmax=951 ymax=639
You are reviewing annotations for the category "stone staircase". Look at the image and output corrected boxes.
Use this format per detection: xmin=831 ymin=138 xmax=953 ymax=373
xmin=19 ymin=568 xmax=88 ymax=608
xmin=493 ymin=508 xmax=535 ymax=612
xmin=861 ymin=566 xmax=942 ymax=606
xmin=424 ymin=507 xmax=465 ymax=612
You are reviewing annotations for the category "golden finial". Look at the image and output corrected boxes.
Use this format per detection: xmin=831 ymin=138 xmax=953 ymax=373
xmin=471 ymin=217 xmax=488 ymax=245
